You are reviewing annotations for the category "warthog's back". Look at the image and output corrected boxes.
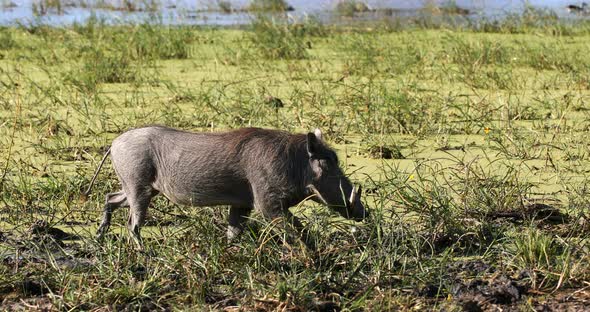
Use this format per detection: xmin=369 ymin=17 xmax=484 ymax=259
xmin=110 ymin=126 xmax=308 ymax=207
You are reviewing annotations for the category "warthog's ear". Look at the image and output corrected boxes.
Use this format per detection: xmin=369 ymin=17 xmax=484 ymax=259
xmin=307 ymin=129 xmax=322 ymax=157
xmin=313 ymin=128 xmax=322 ymax=141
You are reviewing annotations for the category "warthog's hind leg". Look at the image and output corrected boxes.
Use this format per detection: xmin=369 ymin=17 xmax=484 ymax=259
xmin=96 ymin=191 xmax=128 ymax=240
xmin=126 ymin=187 xmax=155 ymax=250
xmin=227 ymin=206 xmax=253 ymax=241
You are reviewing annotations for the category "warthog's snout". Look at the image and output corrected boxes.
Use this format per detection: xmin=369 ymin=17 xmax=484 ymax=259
xmin=307 ymin=181 xmax=368 ymax=221
xmin=347 ymin=185 xmax=368 ymax=221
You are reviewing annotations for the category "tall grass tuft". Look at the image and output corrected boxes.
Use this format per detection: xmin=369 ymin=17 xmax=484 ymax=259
xmin=131 ymin=23 xmax=195 ymax=60
xmin=508 ymin=227 xmax=577 ymax=290
xmin=0 ymin=28 xmax=17 ymax=51
xmin=250 ymin=16 xmax=308 ymax=60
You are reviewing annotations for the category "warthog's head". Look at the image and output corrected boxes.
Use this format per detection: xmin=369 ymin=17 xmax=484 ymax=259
xmin=305 ymin=129 xmax=367 ymax=221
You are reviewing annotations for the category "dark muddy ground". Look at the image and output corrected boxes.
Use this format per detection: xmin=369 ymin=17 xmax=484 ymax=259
xmin=1 ymin=218 xmax=588 ymax=311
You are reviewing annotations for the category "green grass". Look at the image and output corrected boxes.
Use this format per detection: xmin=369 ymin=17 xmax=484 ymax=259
xmin=1 ymin=12 xmax=590 ymax=310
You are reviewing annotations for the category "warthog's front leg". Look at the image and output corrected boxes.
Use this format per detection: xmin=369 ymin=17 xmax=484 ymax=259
xmin=253 ymin=187 xmax=315 ymax=249
xmin=258 ymin=206 xmax=315 ymax=249
xmin=283 ymin=210 xmax=316 ymax=250
xmin=96 ymin=191 xmax=128 ymax=240
xmin=227 ymin=206 xmax=252 ymax=241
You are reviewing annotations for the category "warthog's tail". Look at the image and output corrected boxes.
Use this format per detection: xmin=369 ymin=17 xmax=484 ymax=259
xmin=83 ymin=147 xmax=111 ymax=197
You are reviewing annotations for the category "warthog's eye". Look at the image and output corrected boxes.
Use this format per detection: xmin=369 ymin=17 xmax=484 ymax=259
xmin=311 ymin=152 xmax=336 ymax=162
xmin=328 ymin=151 xmax=338 ymax=163
xmin=318 ymin=159 xmax=330 ymax=168
xmin=311 ymin=151 xmax=339 ymax=175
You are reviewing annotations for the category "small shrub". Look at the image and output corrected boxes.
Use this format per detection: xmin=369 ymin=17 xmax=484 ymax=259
xmin=365 ymin=144 xmax=404 ymax=159
xmin=248 ymin=0 xmax=293 ymax=12
xmin=439 ymin=0 xmax=470 ymax=15
xmin=217 ymin=0 xmax=232 ymax=13
xmin=335 ymin=0 xmax=370 ymax=17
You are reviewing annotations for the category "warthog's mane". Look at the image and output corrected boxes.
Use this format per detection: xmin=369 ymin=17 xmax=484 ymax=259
xmin=223 ymin=127 xmax=325 ymax=202
xmin=225 ymin=127 xmax=307 ymax=156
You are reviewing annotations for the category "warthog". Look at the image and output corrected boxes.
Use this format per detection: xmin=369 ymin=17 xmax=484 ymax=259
xmin=85 ymin=126 xmax=367 ymax=249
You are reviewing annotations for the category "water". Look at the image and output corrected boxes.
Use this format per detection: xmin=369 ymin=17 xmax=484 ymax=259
xmin=0 ymin=0 xmax=587 ymax=26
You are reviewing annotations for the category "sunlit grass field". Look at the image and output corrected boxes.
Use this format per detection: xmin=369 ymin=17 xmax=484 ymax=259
xmin=1 ymin=13 xmax=590 ymax=310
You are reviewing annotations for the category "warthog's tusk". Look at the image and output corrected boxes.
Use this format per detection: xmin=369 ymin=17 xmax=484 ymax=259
xmin=349 ymin=184 xmax=362 ymax=205
xmin=307 ymin=184 xmax=328 ymax=205
xmin=349 ymin=186 xmax=356 ymax=204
